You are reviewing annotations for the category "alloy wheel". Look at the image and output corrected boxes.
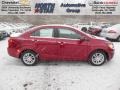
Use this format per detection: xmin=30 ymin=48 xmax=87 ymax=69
xmin=21 ymin=51 xmax=38 ymax=66
xmin=89 ymin=51 xmax=106 ymax=66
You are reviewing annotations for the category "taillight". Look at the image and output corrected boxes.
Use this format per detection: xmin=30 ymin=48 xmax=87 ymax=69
xmin=8 ymin=38 xmax=20 ymax=48
xmin=108 ymin=30 xmax=116 ymax=33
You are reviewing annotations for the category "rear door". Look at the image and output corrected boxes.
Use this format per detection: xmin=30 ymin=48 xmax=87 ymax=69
xmin=30 ymin=27 xmax=58 ymax=60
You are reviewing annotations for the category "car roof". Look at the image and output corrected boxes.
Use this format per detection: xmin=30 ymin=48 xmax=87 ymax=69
xmin=28 ymin=24 xmax=78 ymax=32
xmin=20 ymin=24 xmax=92 ymax=39
xmin=36 ymin=24 xmax=92 ymax=37
xmin=21 ymin=24 xmax=79 ymax=35
xmin=37 ymin=24 xmax=75 ymax=28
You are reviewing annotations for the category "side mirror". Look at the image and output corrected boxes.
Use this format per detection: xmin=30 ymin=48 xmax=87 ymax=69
xmin=80 ymin=37 xmax=85 ymax=42
xmin=79 ymin=36 xmax=88 ymax=43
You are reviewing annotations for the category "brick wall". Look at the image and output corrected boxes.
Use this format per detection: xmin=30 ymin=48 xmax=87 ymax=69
xmin=0 ymin=15 xmax=120 ymax=25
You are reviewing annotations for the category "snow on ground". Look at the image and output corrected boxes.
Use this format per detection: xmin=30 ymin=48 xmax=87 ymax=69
xmin=0 ymin=38 xmax=120 ymax=90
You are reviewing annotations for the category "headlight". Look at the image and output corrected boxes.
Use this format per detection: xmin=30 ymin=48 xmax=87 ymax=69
xmin=107 ymin=42 xmax=114 ymax=49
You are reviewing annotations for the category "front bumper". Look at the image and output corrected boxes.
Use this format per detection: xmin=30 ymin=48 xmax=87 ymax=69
xmin=108 ymin=49 xmax=114 ymax=60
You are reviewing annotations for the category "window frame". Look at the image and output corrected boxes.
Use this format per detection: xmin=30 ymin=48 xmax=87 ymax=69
xmin=56 ymin=28 xmax=81 ymax=40
xmin=30 ymin=28 xmax=55 ymax=38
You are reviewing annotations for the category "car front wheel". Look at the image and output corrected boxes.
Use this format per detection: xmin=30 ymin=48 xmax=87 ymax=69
xmin=89 ymin=51 xmax=107 ymax=66
xmin=21 ymin=51 xmax=38 ymax=66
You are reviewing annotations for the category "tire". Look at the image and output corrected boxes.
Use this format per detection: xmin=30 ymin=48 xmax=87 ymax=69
xmin=117 ymin=36 xmax=120 ymax=42
xmin=21 ymin=50 xmax=39 ymax=66
xmin=0 ymin=35 xmax=3 ymax=40
xmin=89 ymin=51 xmax=107 ymax=66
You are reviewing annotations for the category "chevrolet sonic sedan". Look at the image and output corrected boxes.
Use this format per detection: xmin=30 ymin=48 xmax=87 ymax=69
xmin=7 ymin=25 xmax=114 ymax=66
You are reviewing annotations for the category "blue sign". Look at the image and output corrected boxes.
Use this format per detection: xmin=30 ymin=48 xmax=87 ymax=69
xmin=35 ymin=3 xmax=55 ymax=13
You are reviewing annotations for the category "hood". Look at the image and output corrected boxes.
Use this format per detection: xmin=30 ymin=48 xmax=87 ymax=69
xmin=91 ymin=35 xmax=108 ymax=41
xmin=105 ymin=24 xmax=120 ymax=31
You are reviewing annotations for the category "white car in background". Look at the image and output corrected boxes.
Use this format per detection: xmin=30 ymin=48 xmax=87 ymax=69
xmin=0 ymin=22 xmax=33 ymax=34
xmin=73 ymin=23 xmax=91 ymax=29
xmin=10 ymin=32 xmax=22 ymax=37
xmin=72 ymin=22 xmax=98 ymax=30
xmin=100 ymin=24 xmax=120 ymax=42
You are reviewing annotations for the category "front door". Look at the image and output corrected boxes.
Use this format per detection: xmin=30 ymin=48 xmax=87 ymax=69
xmin=56 ymin=28 xmax=88 ymax=60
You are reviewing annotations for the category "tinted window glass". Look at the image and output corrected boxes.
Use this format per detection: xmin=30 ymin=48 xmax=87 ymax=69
xmin=58 ymin=28 xmax=80 ymax=39
xmin=32 ymin=30 xmax=40 ymax=36
xmin=31 ymin=28 xmax=53 ymax=37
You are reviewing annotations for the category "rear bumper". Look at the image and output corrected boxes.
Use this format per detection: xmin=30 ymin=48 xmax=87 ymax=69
xmin=7 ymin=47 xmax=20 ymax=58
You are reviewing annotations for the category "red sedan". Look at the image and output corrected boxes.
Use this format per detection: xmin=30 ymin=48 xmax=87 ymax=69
xmin=7 ymin=25 xmax=114 ymax=66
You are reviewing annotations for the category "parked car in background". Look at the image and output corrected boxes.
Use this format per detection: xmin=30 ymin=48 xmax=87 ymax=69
xmin=8 ymin=25 xmax=114 ymax=66
xmin=1 ymin=31 xmax=9 ymax=37
xmin=0 ymin=22 xmax=33 ymax=34
xmin=88 ymin=26 xmax=102 ymax=36
xmin=0 ymin=31 xmax=9 ymax=39
xmin=81 ymin=27 xmax=88 ymax=32
xmin=100 ymin=24 xmax=120 ymax=42
xmin=72 ymin=22 xmax=97 ymax=30
xmin=10 ymin=32 xmax=22 ymax=37
xmin=0 ymin=31 xmax=4 ymax=40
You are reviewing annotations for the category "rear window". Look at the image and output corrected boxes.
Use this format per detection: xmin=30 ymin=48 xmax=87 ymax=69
xmin=31 ymin=28 xmax=53 ymax=37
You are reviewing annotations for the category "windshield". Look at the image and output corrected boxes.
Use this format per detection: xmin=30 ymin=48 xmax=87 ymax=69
xmin=72 ymin=26 xmax=94 ymax=38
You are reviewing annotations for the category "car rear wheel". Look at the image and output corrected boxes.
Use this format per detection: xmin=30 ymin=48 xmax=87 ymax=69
xmin=89 ymin=51 xmax=107 ymax=66
xmin=21 ymin=51 xmax=38 ymax=66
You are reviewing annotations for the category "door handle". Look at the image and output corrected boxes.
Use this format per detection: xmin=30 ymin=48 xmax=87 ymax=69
xmin=33 ymin=39 xmax=39 ymax=42
xmin=57 ymin=42 xmax=65 ymax=45
xmin=57 ymin=41 xmax=61 ymax=44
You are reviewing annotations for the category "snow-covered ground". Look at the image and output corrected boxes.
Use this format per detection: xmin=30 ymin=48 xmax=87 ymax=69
xmin=0 ymin=38 xmax=120 ymax=90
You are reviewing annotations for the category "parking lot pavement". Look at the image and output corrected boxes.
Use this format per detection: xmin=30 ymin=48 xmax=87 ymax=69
xmin=0 ymin=38 xmax=120 ymax=90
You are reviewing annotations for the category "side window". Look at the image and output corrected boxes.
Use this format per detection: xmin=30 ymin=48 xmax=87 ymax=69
xmin=31 ymin=30 xmax=40 ymax=36
xmin=31 ymin=28 xmax=53 ymax=37
xmin=58 ymin=28 xmax=80 ymax=39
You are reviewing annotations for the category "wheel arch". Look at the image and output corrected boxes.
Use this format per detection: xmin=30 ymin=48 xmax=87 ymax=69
xmin=19 ymin=49 xmax=39 ymax=59
xmin=88 ymin=49 xmax=109 ymax=61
